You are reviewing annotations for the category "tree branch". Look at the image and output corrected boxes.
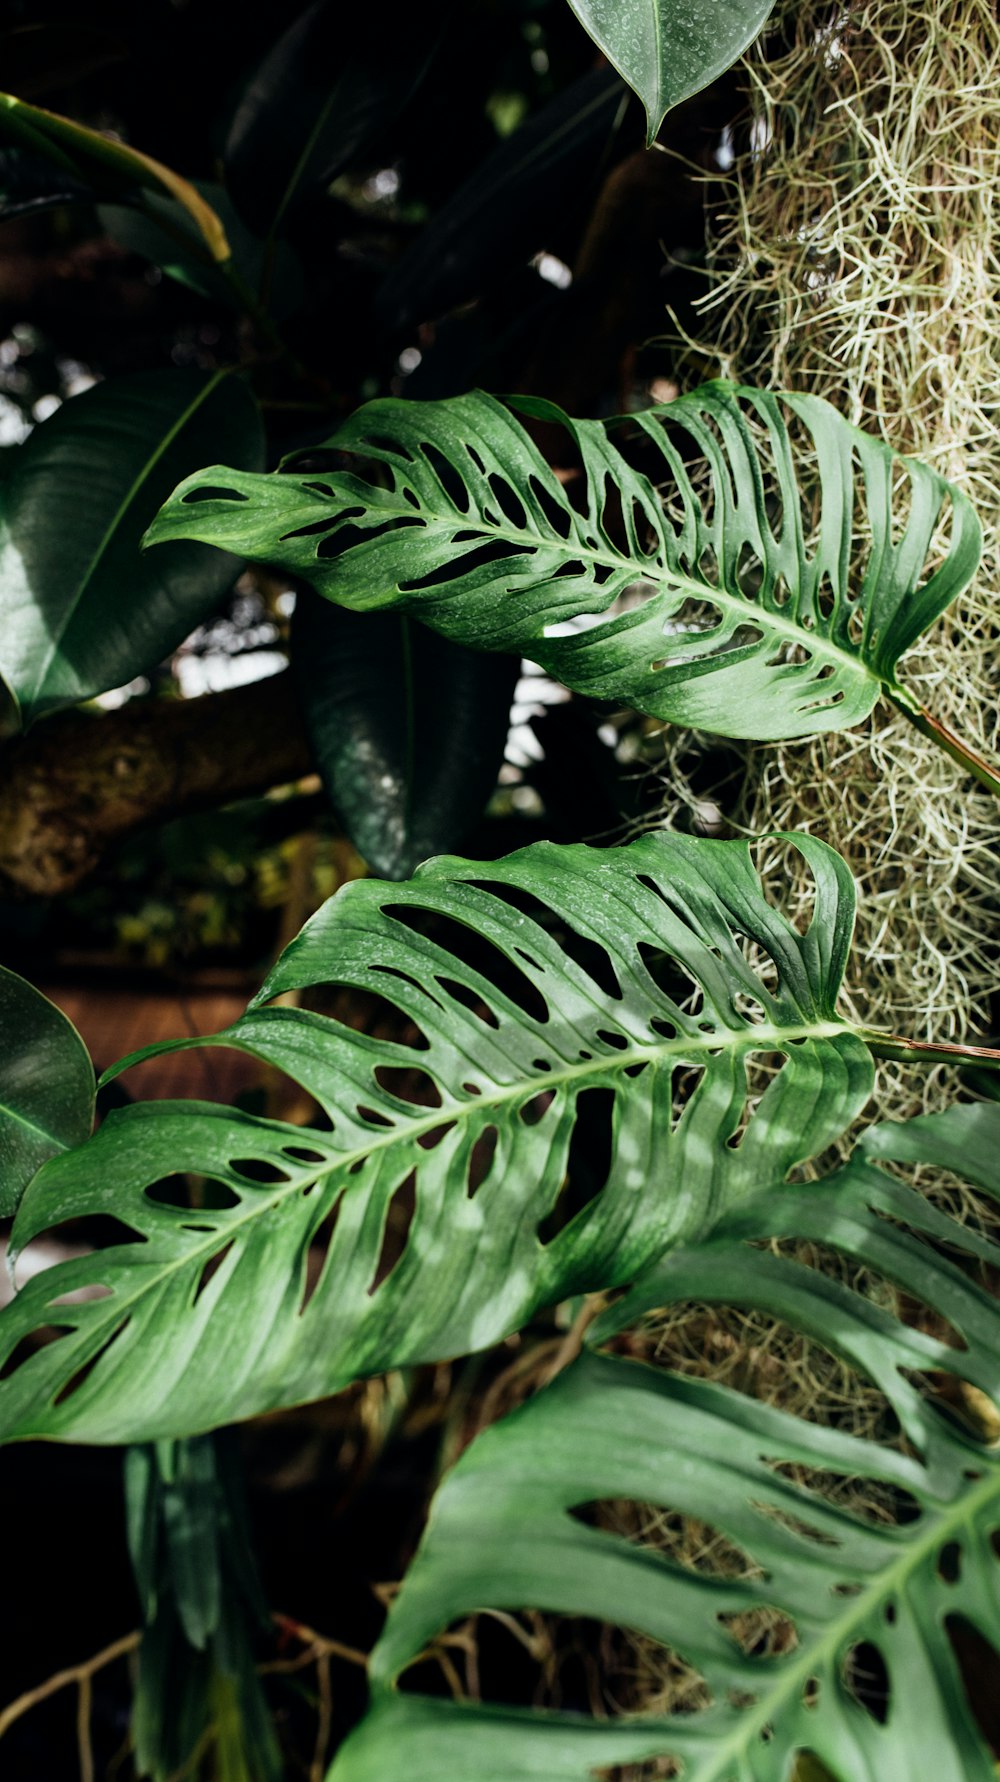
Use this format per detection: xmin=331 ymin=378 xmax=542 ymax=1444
xmin=0 ymin=668 xmax=313 ymax=897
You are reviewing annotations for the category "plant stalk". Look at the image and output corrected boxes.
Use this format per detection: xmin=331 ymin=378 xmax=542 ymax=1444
xmin=889 ymin=692 xmax=1000 ymax=798
xmin=861 ymin=1030 xmax=1000 ymax=1071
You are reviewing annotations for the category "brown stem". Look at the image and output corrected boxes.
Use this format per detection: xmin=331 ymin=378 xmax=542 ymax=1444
xmin=0 ymin=670 xmax=313 ymax=898
xmin=890 ymin=693 xmax=1000 ymax=799
xmin=861 ymin=1030 xmax=1000 ymax=1071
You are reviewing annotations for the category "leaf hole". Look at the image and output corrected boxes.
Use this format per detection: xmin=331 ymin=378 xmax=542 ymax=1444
xmin=520 ymin=1091 xmax=554 ymax=1126
xmin=355 ymin=1104 xmax=395 ymax=1128
xmin=144 ymin=1177 xmax=238 ymax=1211
xmin=537 ymin=1086 xmax=614 ymax=1246
xmin=945 ymin=1615 xmax=1000 ymax=1755
xmin=527 ymin=473 xmax=572 ymax=539
xmin=299 ymin=1191 xmax=344 ymax=1314
xmin=282 ymin=1145 xmax=328 ymax=1166
xmin=437 ymin=975 xmax=500 ymax=1029
xmin=193 ymin=1240 xmax=235 ymax=1305
xmin=595 ymin=1029 xmax=628 ymax=1051
xmin=384 ymin=903 xmax=549 ymax=1025
xmin=182 ymin=485 xmax=248 ymax=504
xmin=937 ymin=1541 xmax=962 ymax=1584
xmin=230 ymin=1158 xmax=291 ymax=1185
xmin=421 ymin=441 xmax=471 ymax=512
xmin=467 ymin=1126 xmax=499 ymax=1199
xmin=416 ymin=1120 xmax=456 ymax=1152
xmin=400 ymin=537 xmax=529 ymax=592
xmin=373 ymin=1064 xmax=442 ymax=1108
xmin=487 ymin=473 xmax=527 ymax=529
xmin=842 ymin=1641 xmax=890 ymax=1725
xmin=368 ymin=1169 xmax=417 ymax=1294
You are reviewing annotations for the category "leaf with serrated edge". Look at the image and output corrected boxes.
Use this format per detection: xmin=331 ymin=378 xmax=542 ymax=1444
xmin=333 ymin=1101 xmax=1000 ymax=1782
xmin=0 ymin=831 xmax=870 ymax=1443
xmin=144 ymin=383 xmax=981 ymax=745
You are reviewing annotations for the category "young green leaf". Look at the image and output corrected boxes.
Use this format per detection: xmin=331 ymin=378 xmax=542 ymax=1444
xmin=292 ymin=590 xmax=518 ymax=879
xmin=0 ymin=91 xmax=230 ymax=262
xmin=144 ymin=383 xmax=981 ymax=747
xmin=0 ymin=831 xmax=871 ymax=1443
xmin=567 ymin=0 xmax=777 ymax=145
xmin=334 ymin=1100 xmax=1000 ymax=1782
xmin=0 ymin=964 xmax=93 ymax=1217
xmin=0 ymin=369 xmax=265 ymax=726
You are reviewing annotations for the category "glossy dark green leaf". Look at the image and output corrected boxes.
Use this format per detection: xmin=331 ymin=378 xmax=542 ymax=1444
xmin=98 ymin=183 xmax=303 ymax=315
xmin=0 ymin=368 xmax=265 ymax=727
xmin=0 ymin=964 xmax=94 ymax=1217
xmin=335 ymin=1100 xmax=1000 ymax=1782
xmin=0 ymin=831 xmax=871 ymax=1442
xmin=292 ymin=588 xmax=518 ymax=878
xmin=224 ymin=0 xmax=445 ymax=240
xmin=147 ymin=383 xmax=981 ymax=746
xmin=568 ymin=0 xmax=777 ymax=145
xmin=376 ymin=66 xmax=628 ymax=336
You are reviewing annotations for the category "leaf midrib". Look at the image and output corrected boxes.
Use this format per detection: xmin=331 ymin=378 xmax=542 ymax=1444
xmin=358 ymin=490 xmax=883 ymax=693
xmin=33 ymin=1015 xmax=851 ymax=1379
xmin=24 ymin=368 xmax=229 ymax=705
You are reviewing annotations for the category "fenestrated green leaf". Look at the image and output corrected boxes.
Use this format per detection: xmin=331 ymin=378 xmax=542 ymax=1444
xmin=0 ymin=964 xmax=94 ymax=1217
xmin=291 ymin=588 xmax=518 ymax=878
xmin=144 ymin=382 xmax=981 ymax=745
xmin=333 ymin=1100 xmax=1000 ymax=1782
xmin=0 ymin=831 xmax=872 ymax=1443
xmin=0 ymin=368 xmax=265 ymax=726
xmin=567 ymin=0 xmax=777 ymax=145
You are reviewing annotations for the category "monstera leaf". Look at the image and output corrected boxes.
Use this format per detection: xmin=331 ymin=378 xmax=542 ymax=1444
xmin=0 ymin=831 xmax=873 ymax=1444
xmin=0 ymin=964 xmax=93 ymax=1217
xmin=145 ymin=383 xmax=982 ymax=747
xmin=567 ymin=0 xmax=777 ymax=145
xmin=333 ymin=1101 xmax=1000 ymax=1782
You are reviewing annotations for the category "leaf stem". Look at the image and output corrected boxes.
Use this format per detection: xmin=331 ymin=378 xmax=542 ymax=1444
xmin=860 ymin=1030 xmax=1000 ymax=1071
xmin=889 ymin=691 xmax=1000 ymax=798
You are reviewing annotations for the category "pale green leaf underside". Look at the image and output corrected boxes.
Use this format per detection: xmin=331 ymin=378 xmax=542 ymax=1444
xmin=334 ymin=1102 xmax=1000 ymax=1782
xmin=145 ymin=381 xmax=981 ymax=743
xmin=0 ymin=832 xmax=870 ymax=1443
xmin=567 ymin=0 xmax=777 ymax=144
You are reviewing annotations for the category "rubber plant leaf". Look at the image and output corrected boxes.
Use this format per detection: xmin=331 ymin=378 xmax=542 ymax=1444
xmin=144 ymin=383 xmax=981 ymax=746
xmin=375 ymin=66 xmax=629 ymax=337
xmin=567 ymin=0 xmax=777 ymax=145
xmin=0 ymin=368 xmax=265 ymax=727
xmin=224 ymin=0 xmax=446 ymax=240
xmin=0 ymin=964 xmax=93 ymax=1217
xmin=0 ymin=91 xmax=230 ymax=262
xmin=332 ymin=1099 xmax=1000 ymax=1782
xmin=291 ymin=588 xmax=519 ymax=879
xmin=0 ymin=830 xmax=873 ymax=1443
